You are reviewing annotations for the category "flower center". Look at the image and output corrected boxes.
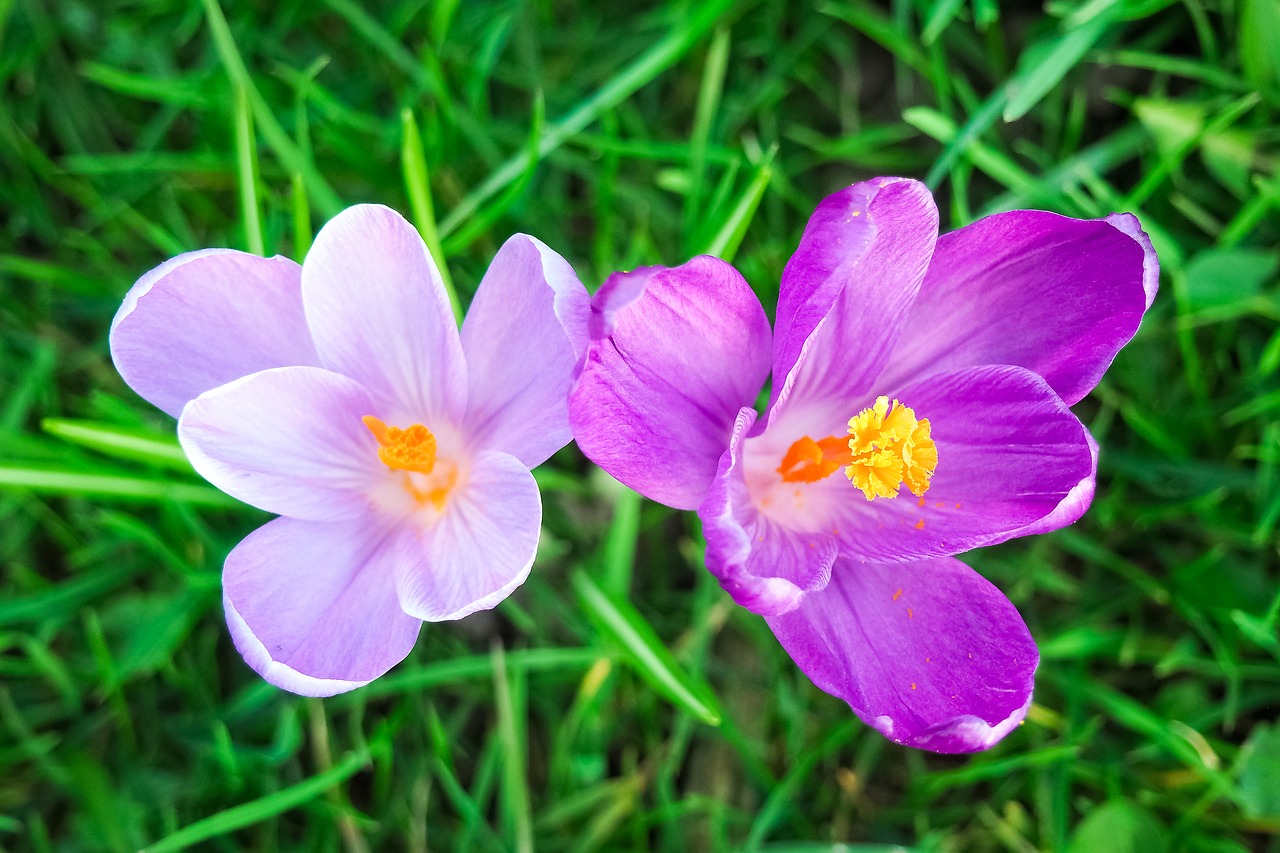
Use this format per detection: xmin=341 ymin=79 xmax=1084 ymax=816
xmin=363 ymin=415 xmax=437 ymax=473
xmin=776 ymin=396 xmax=937 ymax=501
xmin=363 ymin=415 xmax=456 ymax=510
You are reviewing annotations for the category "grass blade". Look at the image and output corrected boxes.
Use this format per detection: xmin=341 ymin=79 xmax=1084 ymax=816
xmin=922 ymin=0 xmax=967 ymax=45
xmin=0 ymin=565 xmax=137 ymax=627
xmin=700 ymin=144 xmax=775 ymax=263
xmin=142 ymin=740 xmax=377 ymax=852
xmin=683 ymin=24 xmax=731 ymax=255
xmin=442 ymin=91 xmax=546 ymax=255
xmin=234 ymin=83 xmax=264 ymax=256
xmin=438 ymin=0 xmax=739 ymax=238
xmin=0 ymin=465 xmax=237 ymax=507
xmin=602 ymin=487 xmax=641 ymax=596
xmin=1003 ymin=9 xmax=1115 ymax=122
xmin=491 ymin=642 xmax=533 ymax=853
xmin=347 ymin=648 xmax=603 ymax=702
xmin=401 ymin=108 xmax=462 ymax=325
xmin=572 ymin=570 xmax=722 ymax=726
xmin=291 ymin=172 xmax=311 ymax=259
xmin=201 ymin=0 xmax=343 ymax=216
xmin=41 ymin=418 xmax=193 ymax=472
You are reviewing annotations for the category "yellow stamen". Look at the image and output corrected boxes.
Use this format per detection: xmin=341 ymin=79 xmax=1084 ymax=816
xmin=362 ymin=415 xmax=437 ymax=474
xmin=844 ymin=397 xmax=936 ymax=501
xmin=775 ymin=396 xmax=938 ymax=501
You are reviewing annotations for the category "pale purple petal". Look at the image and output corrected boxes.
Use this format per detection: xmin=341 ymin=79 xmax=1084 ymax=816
xmin=879 ymin=210 xmax=1157 ymax=405
xmin=748 ymin=365 xmax=1094 ymax=565
xmin=460 ymin=234 xmax=590 ymax=468
xmin=766 ymin=556 xmax=1037 ymax=753
xmin=223 ymin=515 xmax=421 ymax=697
xmin=302 ymin=204 xmax=467 ymax=424
xmin=395 ymin=450 xmax=540 ymax=621
xmin=110 ymin=249 xmax=319 ymax=418
xmin=699 ymin=407 xmax=837 ymax=617
xmin=179 ymin=366 xmax=381 ymax=521
xmin=767 ymin=178 xmax=938 ymax=428
xmin=570 ymin=257 xmax=772 ymax=511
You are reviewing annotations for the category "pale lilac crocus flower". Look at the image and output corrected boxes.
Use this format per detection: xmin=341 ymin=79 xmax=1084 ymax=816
xmin=570 ymin=177 xmax=1157 ymax=752
xmin=111 ymin=205 xmax=588 ymax=696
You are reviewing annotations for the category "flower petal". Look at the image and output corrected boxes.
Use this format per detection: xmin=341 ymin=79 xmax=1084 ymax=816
xmin=302 ymin=204 xmax=467 ymax=424
xmin=800 ymin=365 xmax=1094 ymax=564
xmin=395 ymin=450 xmax=540 ymax=621
xmin=1010 ymin=428 xmax=1099 ymax=538
xmin=768 ymin=178 xmax=938 ymax=429
xmin=223 ymin=515 xmax=421 ymax=697
xmin=766 ymin=555 xmax=1037 ymax=753
xmin=880 ymin=210 xmax=1157 ymax=405
xmin=110 ymin=249 xmax=319 ymax=418
xmin=570 ymin=257 xmax=772 ymax=510
xmin=179 ymin=366 xmax=380 ymax=521
xmin=460 ymin=234 xmax=590 ymax=468
xmin=1105 ymin=212 xmax=1160 ymax=311
xmin=699 ymin=407 xmax=837 ymax=616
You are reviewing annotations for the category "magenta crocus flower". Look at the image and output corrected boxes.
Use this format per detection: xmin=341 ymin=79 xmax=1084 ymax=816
xmin=570 ymin=177 xmax=1157 ymax=751
xmin=111 ymin=205 xmax=588 ymax=696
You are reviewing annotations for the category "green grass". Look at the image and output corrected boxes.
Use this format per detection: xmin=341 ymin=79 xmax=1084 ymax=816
xmin=2 ymin=0 xmax=1279 ymax=850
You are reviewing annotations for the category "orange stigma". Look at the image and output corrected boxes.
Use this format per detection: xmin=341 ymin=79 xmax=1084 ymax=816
xmin=363 ymin=415 xmax=437 ymax=474
xmin=777 ymin=396 xmax=937 ymax=501
xmin=777 ymin=435 xmax=853 ymax=483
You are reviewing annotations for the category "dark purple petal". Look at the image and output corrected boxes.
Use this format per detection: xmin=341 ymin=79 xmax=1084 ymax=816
xmin=766 ymin=556 xmax=1037 ymax=753
xmin=179 ymin=366 xmax=380 ymax=521
xmin=699 ymin=407 xmax=837 ymax=616
xmin=752 ymin=365 xmax=1094 ymax=565
xmin=303 ymin=204 xmax=467 ymax=425
xmin=1008 ymin=427 xmax=1098 ymax=538
xmin=768 ymin=178 xmax=938 ymax=428
xmin=110 ymin=249 xmax=319 ymax=418
xmin=570 ymin=257 xmax=772 ymax=510
xmin=395 ymin=450 xmax=540 ymax=621
xmin=1105 ymin=213 xmax=1160 ymax=311
xmin=460 ymin=234 xmax=590 ymax=468
xmin=224 ymin=515 xmax=421 ymax=697
xmin=879 ymin=210 xmax=1158 ymax=405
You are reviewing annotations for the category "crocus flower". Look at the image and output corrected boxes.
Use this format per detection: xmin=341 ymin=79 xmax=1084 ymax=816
xmin=111 ymin=205 xmax=588 ymax=696
xmin=569 ymin=177 xmax=1157 ymax=751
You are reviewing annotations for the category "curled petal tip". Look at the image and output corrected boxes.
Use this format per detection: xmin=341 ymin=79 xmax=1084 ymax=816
xmin=225 ymin=595 xmax=373 ymax=698
xmin=111 ymin=249 xmax=315 ymax=418
xmin=1104 ymin=211 xmax=1160 ymax=311
xmin=767 ymin=557 xmax=1037 ymax=754
xmin=880 ymin=693 xmax=1035 ymax=753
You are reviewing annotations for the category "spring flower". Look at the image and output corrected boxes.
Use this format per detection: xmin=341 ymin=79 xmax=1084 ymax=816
xmin=111 ymin=205 xmax=588 ymax=696
xmin=570 ymin=177 xmax=1157 ymax=751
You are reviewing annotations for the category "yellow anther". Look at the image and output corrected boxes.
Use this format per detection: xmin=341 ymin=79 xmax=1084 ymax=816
xmin=845 ymin=447 xmax=904 ymax=500
xmin=362 ymin=415 xmax=437 ymax=474
xmin=844 ymin=397 xmax=936 ymax=501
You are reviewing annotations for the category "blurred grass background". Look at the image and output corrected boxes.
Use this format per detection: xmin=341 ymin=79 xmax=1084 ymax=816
xmin=2 ymin=0 xmax=1279 ymax=850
